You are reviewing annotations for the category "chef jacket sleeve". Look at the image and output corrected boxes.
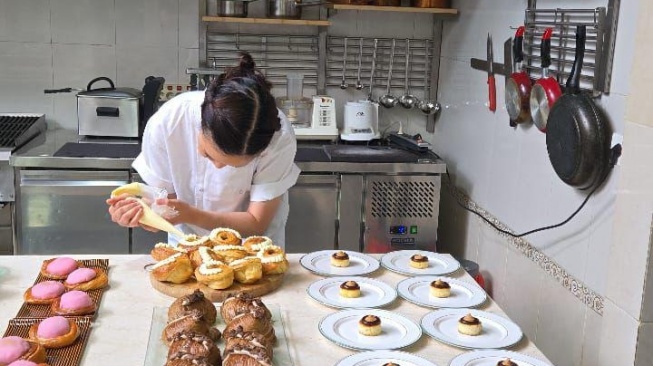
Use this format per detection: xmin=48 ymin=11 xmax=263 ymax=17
xmin=132 ymin=113 xmax=175 ymax=193
xmin=250 ymin=131 xmax=300 ymax=202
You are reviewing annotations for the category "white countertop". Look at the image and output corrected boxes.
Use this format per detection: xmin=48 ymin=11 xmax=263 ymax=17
xmin=0 ymin=254 xmax=551 ymax=366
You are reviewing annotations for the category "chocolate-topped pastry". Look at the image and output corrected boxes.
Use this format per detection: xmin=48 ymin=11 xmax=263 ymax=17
xmin=165 ymin=352 xmax=212 ymax=366
xmin=168 ymin=289 xmax=217 ymax=325
xmin=221 ymin=293 xmax=272 ymax=324
xmin=330 ymin=251 xmax=350 ymax=267
xmin=224 ymin=333 xmax=273 ymax=360
xmin=409 ymin=254 xmax=429 ymax=269
xmin=429 ymin=279 xmax=451 ymax=298
xmin=457 ymin=313 xmax=482 ymax=336
xmin=224 ymin=325 xmax=274 ymax=352
xmin=162 ymin=310 xmax=221 ymax=346
xmin=223 ymin=309 xmax=276 ymax=346
xmin=339 ymin=280 xmax=361 ymax=298
xmin=383 ymin=363 xmax=401 ymax=366
xmin=497 ymin=358 xmax=519 ymax=366
xmin=222 ymin=344 xmax=273 ymax=366
xmin=358 ymin=315 xmax=382 ymax=336
xmin=167 ymin=332 xmax=221 ymax=365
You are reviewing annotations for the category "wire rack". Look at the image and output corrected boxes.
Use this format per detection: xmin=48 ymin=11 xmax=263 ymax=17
xmin=196 ymin=32 xmax=320 ymax=90
xmin=522 ymin=7 xmax=613 ymax=95
xmin=326 ymin=36 xmax=434 ymax=93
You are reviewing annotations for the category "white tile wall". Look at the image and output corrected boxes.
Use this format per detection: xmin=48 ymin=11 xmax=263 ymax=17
xmin=115 ymin=0 xmax=179 ymax=47
xmin=0 ymin=42 xmax=53 ymax=118
xmin=179 ymin=48 xmax=199 ymax=84
xmin=535 ymin=272 xmax=585 ymax=366
xmin=502 ymin=246 xmax=544 ymax=342
xmin=581 ymin=307 xmax=603 ymax=366
xmin=116 ymin=46 xmax=179 ymax=89
xmin=179 ymin=0 xmax=199 ymax=48
xmin=51 ymin=0 xmax=115 ymax=45
xmin=597 ymin=299 xmax=638 ymax=366
xmin=477 ymin=224 xmax=508 ymax=303
xmin=0 ymin=0 xmax=51 ymax=43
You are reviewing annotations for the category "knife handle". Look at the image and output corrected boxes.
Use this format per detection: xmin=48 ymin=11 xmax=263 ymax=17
xmin=488 ymin=75 xmax=496 ymax=112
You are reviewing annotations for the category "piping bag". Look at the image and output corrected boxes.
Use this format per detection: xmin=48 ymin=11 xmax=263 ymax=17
xmin=110 ymin=182 xmax=186 ymax=240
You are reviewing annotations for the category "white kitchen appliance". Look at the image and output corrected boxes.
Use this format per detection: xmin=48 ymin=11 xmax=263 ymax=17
xmin=340 ymin=100 xmax=380 ymax=141
xmin=293 ymin=95 xmax=338 ymax=140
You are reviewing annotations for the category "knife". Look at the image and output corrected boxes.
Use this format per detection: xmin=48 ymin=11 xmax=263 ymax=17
xmin=487 ymin=33 xmax=496 ymax=112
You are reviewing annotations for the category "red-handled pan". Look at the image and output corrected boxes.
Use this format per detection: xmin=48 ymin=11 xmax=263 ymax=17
xmin=505 ymin=26 xmax=532 ymax=126
xmin=546 ymin=25 xmax=611 ymax=189
xmin=530 ymin=28 xmax=562 ymax=132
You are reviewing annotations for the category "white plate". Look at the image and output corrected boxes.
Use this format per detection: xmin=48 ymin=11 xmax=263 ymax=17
xmin=397 ymin=276 xmax=487 ymax=309
xmin=336 ymin=350 xmax=440 ymax=366
xmin=421 ymin=309 xmax=522 ymax=350
xmin=307 ymin=276 xmax=397 ymax=309
xmin=380 ymin=250 xmax=461 ymax=276
xmin=319 ymin=308 xmax=422 ymax=351
xmin=449 ymin=350 xmax=553 ymax=366
xmin=300 ymin=250 xmax=380 ymax=277
xmin=143 ymin=304 xmax=293 ymax=366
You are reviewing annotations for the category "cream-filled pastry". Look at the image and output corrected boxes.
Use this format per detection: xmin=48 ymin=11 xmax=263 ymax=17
xmin=28 ymin=316 xmax=79 ymax=349
xmin=242 ymin=236 xmax=273 ymax=255
xmin=177 ymin=234 xmax=211 ymax=252
xmin=151 ymin=243 xmax=187 ymax=262
xmin=358 ymin=315 xmax=382 ymax=336
xmin=496 ymin=359 xmax=519 ymax=366
xmin=63 ymin=267 xmax=108 ymax=291
xmin=151 ymin=253 xmax=193 ymax=284
xmin=330 ymin=251 xmax=349 ymax=267
xmin=0 ymin=337 xmax=46 ymax=365
xmin=211 ymin=245 xmax=248 ymax=263
xmin=339 ymin=281 xmax=361 ymax=298
xmin=429 ymin=279 xmax=451 ymax=298
xmin=24 ymin=281 xmax=65 ymax=305
xmin=458 ymin=313 xmax=482 ymax=336
xmin=209 ymin=228 xmax=242 ymax=246
xmin=256 ymin=246 xmax=288 ymax=275
xmin=409 ymin=254 xmax=429 ymax=269
xmin=50 ymin=290 xmax=96 ymax=316
xmin=40 ymin=257 xmax=79 ymax=280
xmin=194 ymin=262 xmax=234 ymax=290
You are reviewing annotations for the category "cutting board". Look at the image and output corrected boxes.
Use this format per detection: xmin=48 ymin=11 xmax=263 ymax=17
xmin=149 ymin=273 xmax=285 ymax=302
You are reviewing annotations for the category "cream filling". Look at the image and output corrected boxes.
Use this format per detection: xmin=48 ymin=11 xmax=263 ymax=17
xmin=198 ymin=246 xmax=222 ymax=265
xmin=228 ymin=257 xmax=259 ymax=267
xmin=179 ymin=234 xmax=210 ymax=247
xmin=151 ymin=253 xmax=182 ymax=269
xmin=212 ymin=245 xmax=246 ymax=252
xmin=225 ymin=350 xmax=272 ymax=366
xmin=209 ymin=227 xmax=242 ymax=240
xmin=244 ymin=236 xmax=273 ymax=250
xmin=154 ymin=243 xmax=186 ymax=252
xmin=198 ymin=263 xmax=224 ymax=275
xmin=257 ymin=247 xmax=285 ymax=263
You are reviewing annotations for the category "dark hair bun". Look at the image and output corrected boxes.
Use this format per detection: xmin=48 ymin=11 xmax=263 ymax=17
xmin=238 ymin=52 xmax=256 ymax=72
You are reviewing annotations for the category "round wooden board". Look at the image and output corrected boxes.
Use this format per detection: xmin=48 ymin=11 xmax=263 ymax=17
xmin=149 ymin=272 xmax=285 ymax=302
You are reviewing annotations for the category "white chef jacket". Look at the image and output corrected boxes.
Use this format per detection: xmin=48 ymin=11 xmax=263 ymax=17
xmin=132 ymin=91 xmax=300 ymax=247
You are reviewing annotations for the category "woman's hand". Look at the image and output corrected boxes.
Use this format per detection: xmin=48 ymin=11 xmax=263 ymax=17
xmin=106 ymin=194 xmax=158 ymax=232
xmin=156 ymin=198 xmax=196 ymax=226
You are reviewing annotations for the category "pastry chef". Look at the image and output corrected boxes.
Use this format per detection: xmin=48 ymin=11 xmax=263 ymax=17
xmin=106 ymin=53 xmax=300 ymax=246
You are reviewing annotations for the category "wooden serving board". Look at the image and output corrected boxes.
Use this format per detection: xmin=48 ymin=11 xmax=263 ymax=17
xmin=149 ymin=273 xmax=285 ymax=302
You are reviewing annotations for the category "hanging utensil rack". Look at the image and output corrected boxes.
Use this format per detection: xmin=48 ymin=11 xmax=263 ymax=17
xmin=522 ymin=1 xmax=620 ymax=96
xmin=326 ymin=36 xmax=433 ymax=95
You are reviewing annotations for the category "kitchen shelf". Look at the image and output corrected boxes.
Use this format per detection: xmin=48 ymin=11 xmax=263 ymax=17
xmin=328 ymin=4 xmax=458 ymax=14
xmin=202 ymin=16 xmax=331 ymax=26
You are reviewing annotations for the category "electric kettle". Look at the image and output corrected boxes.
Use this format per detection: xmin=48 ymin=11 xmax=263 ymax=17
xmin=340 ymin=100 xmax=380 ymax=141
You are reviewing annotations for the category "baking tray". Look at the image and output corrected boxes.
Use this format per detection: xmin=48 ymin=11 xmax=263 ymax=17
xmin=16 ymin=259 xmax=110 ymax=318
xmin=143 ymin=304 xmax=294 ymax=365
xmin=2 ymin=317 xmax=92 ymax=366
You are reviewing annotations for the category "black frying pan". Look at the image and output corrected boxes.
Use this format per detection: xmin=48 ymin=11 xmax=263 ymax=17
xmin=546 ymin=25 xmax=611 ymax=190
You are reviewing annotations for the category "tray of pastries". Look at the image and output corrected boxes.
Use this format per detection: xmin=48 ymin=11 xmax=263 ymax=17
xmin=147 ymin=228 xmax=289 ymax=302
xmin=144 ymin=290 xmax=293 ymax=366
xmin=17 ymin=258 xmax=109 ymax=319
xmin=0 ymin=316 xmax=92 ymax=366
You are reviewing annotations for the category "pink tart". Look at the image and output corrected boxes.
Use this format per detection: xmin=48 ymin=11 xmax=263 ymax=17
xmin=24 ymin=281 xmax=65 ymax=305
xmin=45 ymin=257 xmax=78 ymax=277
xmin=60 ymin=291 xmax=93 ymax=310
xmin=36 ymin=316 xmax=70 ymax=339
xmin=0 ymin=336 xmax=31 ymax=364
xmin=65 ymin=268 xmax=96 ymax=285
xmin=8 ymin=361 xmax=43 ymax=366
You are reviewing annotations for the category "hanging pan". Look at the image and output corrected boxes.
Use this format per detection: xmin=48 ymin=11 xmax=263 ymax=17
xmin=545 ymin=25 xmax=611 ymax=190
xmin=505 ymin=26 xmax=532 ymax=126
xmin=530 ymin=28 xmax=562 ymax=132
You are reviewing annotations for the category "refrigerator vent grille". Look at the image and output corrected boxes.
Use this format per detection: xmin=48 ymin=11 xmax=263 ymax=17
xmin=370 ymin=181 xmax=435 ymax=218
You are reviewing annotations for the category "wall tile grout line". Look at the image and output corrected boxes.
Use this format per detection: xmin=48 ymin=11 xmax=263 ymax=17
xmin=445 ymin=182 xmax=605 ymax=316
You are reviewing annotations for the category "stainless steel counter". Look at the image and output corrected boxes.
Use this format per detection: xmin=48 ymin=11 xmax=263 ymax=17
xmin=10 ymin=130 xmax=446 ymax=174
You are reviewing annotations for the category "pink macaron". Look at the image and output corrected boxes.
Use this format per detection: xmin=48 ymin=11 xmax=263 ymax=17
xmin=45 ymin=257 xmax=78 ymax=277
xmin=0 ymin=336 xmax=30 ymax=365
xmin=8 ymin=360 xmax=41 ymax=366
xmin=37 ymin=316 xmax=70 ymax=339
xmin=30 ymin=281 xmax=65 ymax=300
xmin=65 ymin=268 xmax=96 ymax=285
xmin=59 ymin=290 xmax=93 ymax=310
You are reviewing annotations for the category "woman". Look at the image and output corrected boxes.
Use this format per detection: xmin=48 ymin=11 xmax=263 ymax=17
xmin=106 ymin=53 xmax=300 ymax=246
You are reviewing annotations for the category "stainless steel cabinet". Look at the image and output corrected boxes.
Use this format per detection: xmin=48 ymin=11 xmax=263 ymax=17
xmin=15 ymin=170 xmax=130 ymax=254
xmin=285 ymin=174 xmax=338 ymax=253
xmin=130 ymin=173 xmax=168 ymax=254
